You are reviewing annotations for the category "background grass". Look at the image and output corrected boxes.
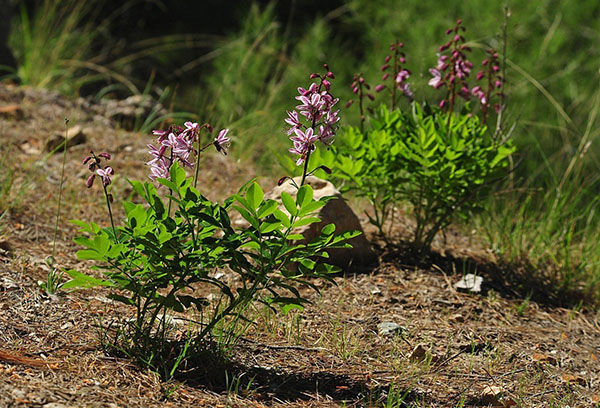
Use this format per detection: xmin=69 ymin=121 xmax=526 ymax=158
xmin=6 ymin=0 xmax=600 ymax=303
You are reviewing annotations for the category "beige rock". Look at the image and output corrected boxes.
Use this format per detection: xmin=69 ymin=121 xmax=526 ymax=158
xmin=266 ymin=176 xmax=377 ymax=269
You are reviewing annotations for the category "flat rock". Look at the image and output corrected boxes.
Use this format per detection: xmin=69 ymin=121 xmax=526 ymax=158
xmin=454 ymin=273 xmax=483 ymax=293
xmin=267 ymin=176 xmax=377 ymax=269
xmin=45 ymin=125 xmax=87 ymax=152
xmin=377 ymin=322 xmax=406 ymax=336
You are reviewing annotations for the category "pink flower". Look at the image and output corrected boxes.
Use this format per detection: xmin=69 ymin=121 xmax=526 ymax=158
xmin=286 ymin=69 xmax=339 ymax=165
xmin=289 ymin=128 xmax=318 ymax=165
xmin=214 ymin=129 xmax=231 ymax=155
xmin=428 ymin=69 xmax=444 ymax=89
xmin=96 ymin=167 xmax=114 ymax=186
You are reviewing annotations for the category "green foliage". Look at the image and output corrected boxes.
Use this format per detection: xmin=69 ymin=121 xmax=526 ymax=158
xmin=9 ymin=0 xmax=107 ymax=94
xmin=330 ymin=104 xmax=515 ymax=250
xmin=66 ymin=163 xmax=355 ymax=378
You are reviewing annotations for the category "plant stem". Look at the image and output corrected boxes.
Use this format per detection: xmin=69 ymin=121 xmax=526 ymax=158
xmin=194 ymin=129 xmax=203 ymax=189
xmin=102 ymin=184 xmax=118 ymax=241
xmin=300 ymin=149 xmax=311 ymax=186
xmin=51 ymin=119 xmax=69 ymax=263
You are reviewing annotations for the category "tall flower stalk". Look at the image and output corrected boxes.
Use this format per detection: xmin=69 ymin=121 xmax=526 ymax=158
xmin=376 ymin=41 xmax=413 ymax=110
xmin=42 ymin=118 xmax=70 ymax=295
xmin=472 ymin=49 xmax=504 ymax=124
xmin=429 ymin=20 xmax=473 ymax=115
xmin=285 ymin=64 xmax=339 ymax=186
xmin=346 ymin=73 xmax=373 ymax=132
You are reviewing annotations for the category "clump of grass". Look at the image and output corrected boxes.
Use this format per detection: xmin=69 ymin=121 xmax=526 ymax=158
xmin=10 ymin=0 xmax=106 ymax=94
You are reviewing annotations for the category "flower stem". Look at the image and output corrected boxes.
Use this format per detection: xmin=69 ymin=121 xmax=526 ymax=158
xmin=102 ymin=184 xmax=118 ymax=241
xmin=51 ymin=119 xmax=69 ymax=263
xmin=193 ymin=131 xmax=202 ymax=189
xmin=300 ymin=149 xmax=311 ymax=186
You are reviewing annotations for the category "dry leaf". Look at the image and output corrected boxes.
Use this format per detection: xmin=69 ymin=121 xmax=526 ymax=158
xmin=0 ymin=104 xmax=23 ymax=119
xmin=561 ymin=373 xmax=586 ymax=386
xmin=410 ymin=344 xmax=428 ymax=362
xmin=532 ymin=353 xmax=557 ymax=365
xmin=481 ymin=385 xmax=503 ymax=406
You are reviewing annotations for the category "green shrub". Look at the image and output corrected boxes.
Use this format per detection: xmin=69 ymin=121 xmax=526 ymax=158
xmin=330 ymin=103 xmax=515 ymax=250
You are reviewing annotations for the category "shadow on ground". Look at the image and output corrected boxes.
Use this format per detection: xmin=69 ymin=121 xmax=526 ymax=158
xmin=173 ymin=349 xmax=417 ymax=404
xmin=377 ymin=241 xmax=589 ymax=309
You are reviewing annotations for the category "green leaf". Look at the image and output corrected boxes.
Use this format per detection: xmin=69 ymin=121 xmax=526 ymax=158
xmin=321 ymin=223 xmax=336 ymax=235
xmin=292 ymin=217 xmax=321 ymax=228
xmin=297 ymin=200 xmax=325 ymax=217
xmin=287 ymin=234 xmax=305 ymax=241
xmin=260 ymin=221 xmax=282 ymax=234
xmin=281 ymin=192 xmax=297 ymax=216
xmin=246 ymin=182 xmax=264 ymax=211
xmin=296 ymin=185 xmax=313 ymax=208
xmin=62 ymin=269 xmax=112 ymax=289
xmin=273 ymin=209 xmax=291 ymax=228
xmin=257 ymin=199 xmax=278 ymax=218
xmin=281 ymin=303 xmax=304 ymax=314
xmin=156 ymin=177 xmax=178 ymax=192
xmin=75 ymin=249 xmax=103 ymax=261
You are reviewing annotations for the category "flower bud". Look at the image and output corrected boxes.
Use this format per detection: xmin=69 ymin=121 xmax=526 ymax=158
xmin=86 ymin=174 xmax=95 ymax=188
xmin=440 ymin=99 xmax=447 ymax=108
xmin=322 ymin=80 xmax=331 ymax=91
xmin=476 ymin=71 xmax=485 ymax=80
xmin=384 ymin=55 xmax=391 ymax=63
xmin=345 ymin=100 xmax=354 ymax=108
xmin=82 ymin=156 xmax=92 ymax=164
xmin=382 ymin=73 xmax=389 ymax=81
xmin=399 ymin=57 xmax=406 ymax=64
xmin=98 ymin=152 xmax=111 ymax=160
xmin=277 ymin=176 xmax=288 ymax=186
xmin=358 ymin=77 xmax=364 ymax=84
xmin=327 ymin=71 xmax=335 ymax=79
xmin=367 ymin=93 xmax=374 ymax=101
xmin=315 ymin=165 xmax=332 ymax=174
xmin=352 ymin=86 xmax=359 ymax=94
xmin=375 ymin=84 xmax=386 ymax=93
xmin=454 ymin=34 xmax=461 ymax=42
xmin=495 ymin=80 xmax=502 ymax=88
xmin=445 ymin=28 xmax=453 ymax=35
xmin=309 ymin=73 xmax=319 ymax=79
xmin=381 ymin=64 xmax=389 ymax=71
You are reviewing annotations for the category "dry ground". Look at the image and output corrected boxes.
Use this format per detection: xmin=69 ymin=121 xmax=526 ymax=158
xmin=0 ymin=84 xmax=598 ymax=407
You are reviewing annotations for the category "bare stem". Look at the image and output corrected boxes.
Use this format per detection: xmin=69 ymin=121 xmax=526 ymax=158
xmin=51 ymin=118 xmax=69 ymax=262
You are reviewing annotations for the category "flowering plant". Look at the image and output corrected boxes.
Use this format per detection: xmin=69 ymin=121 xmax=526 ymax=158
xmin=64 ymin=67 xmax=355 ymax=378
xmin=327 ymin=22 xmax=514 ymax=251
